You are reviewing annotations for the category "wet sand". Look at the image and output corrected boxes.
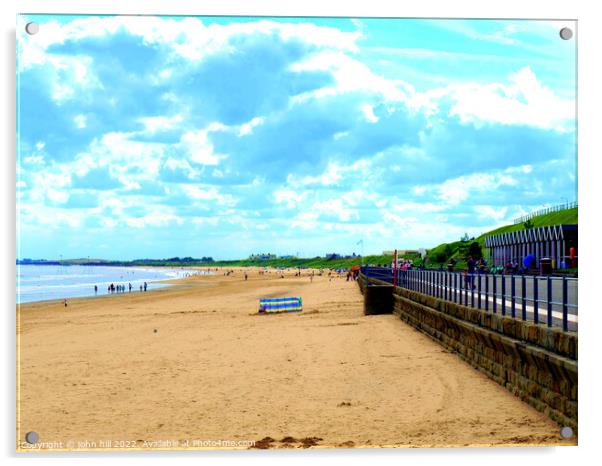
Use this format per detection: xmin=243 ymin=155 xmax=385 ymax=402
xmin=17 ymin=268 xmax=575 ymax=450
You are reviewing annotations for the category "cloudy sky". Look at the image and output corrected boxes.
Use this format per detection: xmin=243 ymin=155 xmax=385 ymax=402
xmin=16 ymin=15 xmax=576 ymax=260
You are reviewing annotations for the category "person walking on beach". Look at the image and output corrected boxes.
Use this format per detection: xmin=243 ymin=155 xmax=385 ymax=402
xmin=94 ymin=285 xmax=98 ymax=294
xmin=144 ymin=282 xmax=147 ymax=292
xmin=140 ymin=284 xmax=143 ymax=292
xmin=129 ymin=283 xmax=132 ymax=292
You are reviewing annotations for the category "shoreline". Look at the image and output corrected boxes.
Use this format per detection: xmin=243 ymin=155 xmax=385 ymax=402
xmin=16 ymin=264 xmax=212 ymax=305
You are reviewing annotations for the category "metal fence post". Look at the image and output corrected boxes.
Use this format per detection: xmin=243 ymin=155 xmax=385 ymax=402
xmin=547 ymin=276 xmax=553 ymax=327
xmin=470 ymin=274 xmax=475 ymax=308
xmin=485 ymin=274 xmax=489 ymax=311
xmin=562 ymin=277 xmax=568 ymax=331
xmin=533 ymin=277 xmax=539 ymax=324
xmin=501 ymin=274 xmax=506 ymax=316
xmin=431 ymin=271 xmax=434 ymax=297
xmin=445 ymin=273 xmax=448 ymax=301
xmin=454 ymin=273 xmax=458 ymax=303
xmin=521 ymin=275 xmax=526 ymax=320
xmin=511 ymin=275 xmax=516 ymax=318
xmin=477 ymin=274 xmax=482 ymax=309
xmin=492 ymin=275 xmax=497 ymax=314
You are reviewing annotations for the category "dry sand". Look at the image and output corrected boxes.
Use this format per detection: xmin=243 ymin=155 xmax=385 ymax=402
xmin=17 ymin=268 xmax=575 ymax=450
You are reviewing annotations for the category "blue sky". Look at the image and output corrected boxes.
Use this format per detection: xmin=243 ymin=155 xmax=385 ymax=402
xmin=16 ymin=15 xmax=576 ymax=260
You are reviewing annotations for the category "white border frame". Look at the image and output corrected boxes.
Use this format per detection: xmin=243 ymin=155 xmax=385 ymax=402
xmin=3 ymin=1 xmax=601 ymax=465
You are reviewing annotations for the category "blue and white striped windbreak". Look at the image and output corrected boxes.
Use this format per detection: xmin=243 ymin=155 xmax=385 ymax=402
xmin=258 ymin=297 xmax=302 ymax=313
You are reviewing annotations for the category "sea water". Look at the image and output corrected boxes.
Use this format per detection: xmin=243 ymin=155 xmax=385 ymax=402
xmin=16 ymin=264 xmax=211 ymax=304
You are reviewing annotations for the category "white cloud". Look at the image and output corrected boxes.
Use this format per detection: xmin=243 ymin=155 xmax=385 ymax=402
xmin=440 ymin=67 xmax=574 ymax=131
xmin=18 ymin=203 xmax=83 ymax=229
xmin=286 ymin=159 xmax=369 ymax=189
xmin=139 ymin=114 xmax=183 ymax=134
xmin=90 ymin=132 xmax=164 ymax=178
xmin=163 ymin=157 xmax=199 ymax=179
xmin=361 ymin=103 xmax=379 ymax=123
xmin=180 ymin=127 xmax=225 ymax=166
xmin=238 ymin=117 xmax=264 ymax=137
xmin=73 ymin=114 xmax=87 ymax=129
xmin=18 ymin=16 xmax=361 ymax=68
xmin=426 ymin=171 xmax=518 ymax=206
xmin=412 ymin=186 xmax=427 ymax=196
xmin=126 ymin=211 xmax=183 ymax=228
xmin=23 ymin=154 xmax=45 ymax=165
xmin=274 ymin=189 xmax=309 ymax=208
xmin=290 ymin=50 xmax=412 ymax=105
xmin=474 ymin=205 xmax=509 ymax=221
xmin=298 ymin=196 xmax=360 ymax=222
xmin=191 ymin=217 xmax=219 ymax=227
xmin=46 ymin=188 xmax=69 ymax=204
xmin=287 ymin=163 xmax=343 ymax=187
xmin=182 ymin=185 xmax=235 ymax=206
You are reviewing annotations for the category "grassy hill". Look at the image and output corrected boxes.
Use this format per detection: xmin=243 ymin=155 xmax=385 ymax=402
xmin=478 ymin=208 xmax=578 ymax=238
xmin=423 ymin=207 xmax=578 ymax=269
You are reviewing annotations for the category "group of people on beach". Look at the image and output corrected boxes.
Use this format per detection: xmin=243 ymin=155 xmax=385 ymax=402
xmin=99 ymin=282 xmax=148 ymax=294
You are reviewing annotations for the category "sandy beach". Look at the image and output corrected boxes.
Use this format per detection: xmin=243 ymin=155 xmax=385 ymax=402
xmin=17 ymin=267 xmax=574 ymax=450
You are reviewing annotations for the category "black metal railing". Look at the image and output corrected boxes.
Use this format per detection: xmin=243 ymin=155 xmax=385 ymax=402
xmin=513 ymin=201 xmax=577 ymax=224
xmin=362 ymin=266 xmax=578 ymax=332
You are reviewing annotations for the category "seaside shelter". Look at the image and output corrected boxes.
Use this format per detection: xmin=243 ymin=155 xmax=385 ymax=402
xmin=483 ymin=224 xmax=578 ymax=269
